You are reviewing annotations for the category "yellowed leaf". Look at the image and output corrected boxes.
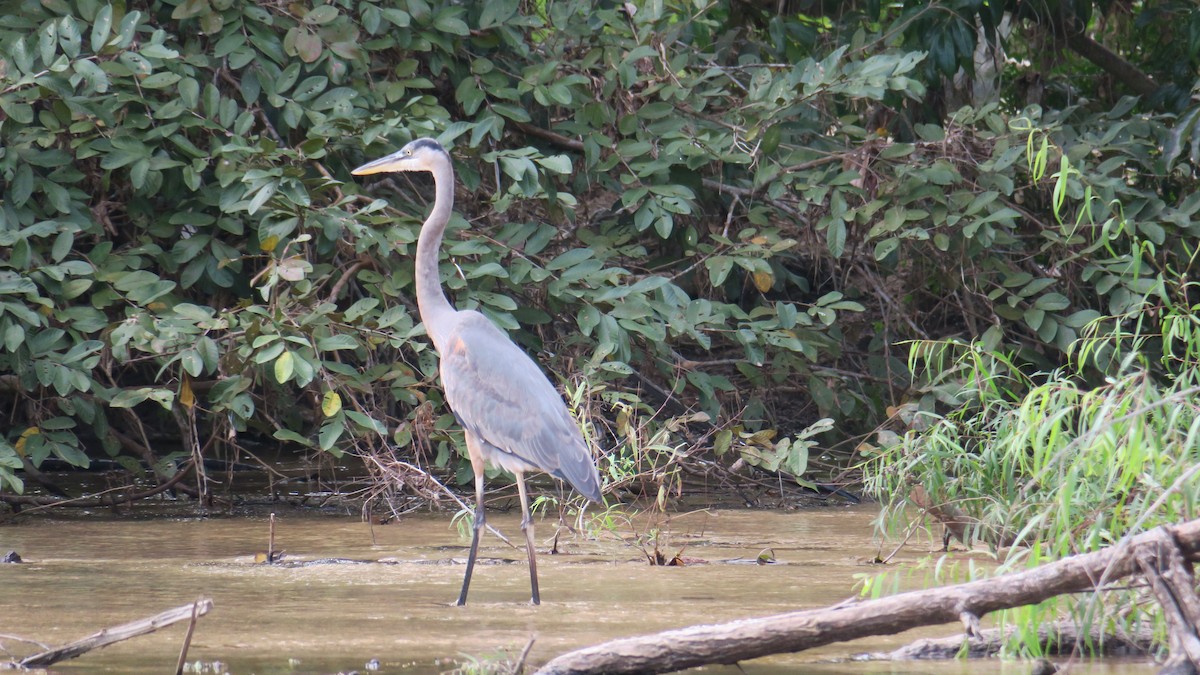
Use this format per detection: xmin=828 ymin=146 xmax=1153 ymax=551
xmin=747 ymin=429 xmax=777 ymax=446
xmin=274 ymin=351 xmax=294 ymax=384
xmin=752 ymin=270 xmax=774 ymax=292
xmin=14 ymin=427 xmax=39 ymax=455
xmin=179 ymin=375 xmax=195 ymax=409
xmin=321 ymin=390 xmax=342 ymax=417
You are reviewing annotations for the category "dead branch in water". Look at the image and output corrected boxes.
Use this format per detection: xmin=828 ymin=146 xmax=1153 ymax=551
xmin=535 ymin=520 xmax=1200 ymax=674
xmin=6 ymin=599 xmax=213 ymax=669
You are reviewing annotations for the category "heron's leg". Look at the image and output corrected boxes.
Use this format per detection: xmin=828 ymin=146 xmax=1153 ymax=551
xmin=456 ymin=433 xmax=487 ymax=607
xmin=515 ymin=471 xmax=540 ymax=605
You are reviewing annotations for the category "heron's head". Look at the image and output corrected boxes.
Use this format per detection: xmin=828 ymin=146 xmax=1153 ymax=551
xmin=351 ymin=138 xmax=447 ymax=175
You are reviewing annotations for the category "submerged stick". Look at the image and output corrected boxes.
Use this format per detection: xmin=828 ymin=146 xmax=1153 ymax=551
xmin=19 ymin=599 xmax=214 ymax=668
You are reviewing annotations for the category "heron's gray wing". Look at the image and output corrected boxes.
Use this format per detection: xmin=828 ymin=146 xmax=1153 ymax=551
xmin=439 ymin=311 xmax=602 ymax=502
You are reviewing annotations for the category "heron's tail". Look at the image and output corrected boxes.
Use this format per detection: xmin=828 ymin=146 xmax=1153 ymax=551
xmin=554 ymin=440 xmax=603 ymax=503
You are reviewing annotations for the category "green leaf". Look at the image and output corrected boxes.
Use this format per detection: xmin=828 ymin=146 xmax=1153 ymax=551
xmin=0 ymin=96 xmax=34 ymax=124
xmin=433 ymin=11 xmax=470 ymax=36
xmin=303 ymin=5 xmax=339 ymax=24
xmin=491 ymin=102 xmax=531 ymax=123
xmin=58 ymin=16 xmax=81 ymax=57
xmin=546 ymin=248 xmax=593 ymax=271
xmin=705 ymin=256 xmax=733 ymax=286
xmin=114 ymin=11 xmax=141 ymax=48
xmin=139 ymin=43 xmax=179 ymax=59
xmin=4 ymin=323 xmax=24 ymax=352
xmin=247 ymin=182 xmax=276 ymax=215
xmin=179 ymin=77 xmax=200 ymax=108
xmin=292 ymin=75 xmax=328 ymax=101
xmin=346 ymin=410 xmax=386 ymax=434
xmin=180 ymin=349 xmax=204 ymax=377
xmin=1034 ymin=293 xmax=1070 ymax=312
xmin=1024 ymin=307 xmax=1045 ymax=331
xmin=111 ymin=387 xmax=174 ymax=409
xmin=873 ymin=237 xmax=899 ymax=260
xmin=343 ymin=298 xmax=379 ymax=322
xmin=140 ymin=72 xmax=182 ymax=89
xmin=12 ymin=37 xmax=33 ymax=74
xmin=381 ymin=8 xmax=410 ymax=27
xmin=319 ymin=420 xmax=343 ymax=452
xmin=39 ymin=20 xmax=58 ymax=65
xmin=273 ymin=429 xmax=314 ymax=447
xmin=535 ymin=154 xmax=572 ymax=174
xmin=316 ymin=334 xmax=359 ymax=351
xmin=197 ymin=337 xmax=219 ymax=372
xmin=90 ymin=4 xmax=112 ymax=52
xmin=465 ymin=262 xmax=508 ymax=279
xmin=826 ymin=219 xmax=846 ymax=258
xmin=10 ymin=164 xmax=33 ymax=206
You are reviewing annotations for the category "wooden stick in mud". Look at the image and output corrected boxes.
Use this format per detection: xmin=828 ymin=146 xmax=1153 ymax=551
xmin=19 ymin=599 xmax=214 ymax=668
xmin=535 ymin=520 xmax=1200 ymax=675
xmin=173 ymin=598 xmax=205 ymax=675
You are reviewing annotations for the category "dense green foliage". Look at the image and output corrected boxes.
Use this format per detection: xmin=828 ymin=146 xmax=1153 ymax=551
xmin=1 ymin=0 xmax=1198 ymax=526
xmin=863 ymin=68 xmax=1200 ymax=656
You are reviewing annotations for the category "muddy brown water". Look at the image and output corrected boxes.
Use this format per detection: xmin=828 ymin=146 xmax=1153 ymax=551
xmin=0 ymin=503 xmax=1155 ymax=674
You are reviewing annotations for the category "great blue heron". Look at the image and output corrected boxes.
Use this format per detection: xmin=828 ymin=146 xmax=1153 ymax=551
xmin=352 ymin=138 xmax=603 ymax=606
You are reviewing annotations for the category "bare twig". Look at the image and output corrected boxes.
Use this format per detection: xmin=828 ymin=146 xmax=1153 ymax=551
xmin=514 ymin=636 xmax=537 ymax=674
xmin=173 ymin=599 xmax=204 ymax=675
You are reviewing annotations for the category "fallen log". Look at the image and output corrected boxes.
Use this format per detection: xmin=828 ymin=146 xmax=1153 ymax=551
xmin=13 ymin=598 xmax=213 ymax=668
xmin=535 ymin=520 xmax=1200 ymax=675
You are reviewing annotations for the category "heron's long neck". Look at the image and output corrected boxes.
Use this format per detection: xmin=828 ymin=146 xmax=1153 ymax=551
xmin=415 ymin=159 xmax=456 ymax=352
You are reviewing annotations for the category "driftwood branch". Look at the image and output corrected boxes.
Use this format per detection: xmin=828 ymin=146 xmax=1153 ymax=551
xmin=1135 ymin=528 xmax=1200 ymax=673
xmin=15 ymin=599 xmax=213 ymax=668
xmin=536 ymin=520 xmax=1200 ymax=674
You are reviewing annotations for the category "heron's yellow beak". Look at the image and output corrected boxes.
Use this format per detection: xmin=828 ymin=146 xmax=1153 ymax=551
xmin=351 ymin=152 xmax=408 ymax=175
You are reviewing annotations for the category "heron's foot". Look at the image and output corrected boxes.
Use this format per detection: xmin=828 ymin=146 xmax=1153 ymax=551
xmin=529 ymin=597 xmax=541 ymax=606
